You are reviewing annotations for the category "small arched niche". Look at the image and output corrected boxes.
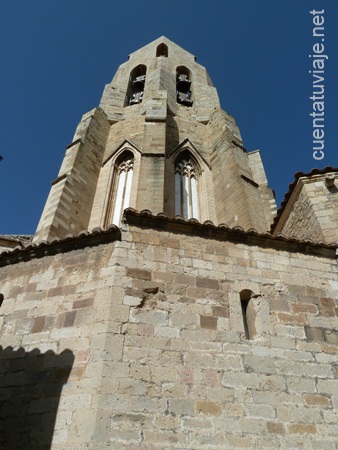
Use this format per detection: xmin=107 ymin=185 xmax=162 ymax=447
xmin=240 ymin=289 xmax=256 ymax=339
xmin=125 ymin=65 xmax=147 ymax=106
xmin=176 ymin=66 xmax=192 ymax=107
xmin=156 ymin=43 xmax=168 ymax=57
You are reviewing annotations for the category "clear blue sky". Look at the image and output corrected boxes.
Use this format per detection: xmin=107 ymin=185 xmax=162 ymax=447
xmin=1 ymin=0 xmax=337 ymax=234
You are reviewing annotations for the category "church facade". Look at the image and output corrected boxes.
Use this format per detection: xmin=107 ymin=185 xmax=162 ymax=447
xmin=0 ymin=37 xmax=338 ymax=449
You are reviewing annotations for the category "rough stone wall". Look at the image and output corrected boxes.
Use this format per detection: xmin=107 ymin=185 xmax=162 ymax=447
xmin=276 ymin=175 xmax=338 ymax=244
xmin=278 ymin=185 xmax=323 ymax=241
xmin=247 ymin=150 xmax=277 ymax=225
xmin=0 ymin=241 xmax=120 ymax=449
xmin=1 ymin=223 xmax=338 ymax=449
xmin=105 ymin=116 xmax=145 ymax=158
xmin=34 ymin=108 xmax=110 ymax=242
xmin=207 ymin=110 xmax=277 ymax=232
xmin=136 ymin=155 xmax=165 ymax=213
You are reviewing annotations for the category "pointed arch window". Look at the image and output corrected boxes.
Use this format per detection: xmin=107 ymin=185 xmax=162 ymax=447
xmin=125 ymin=65 xmax=147 ymax=106
xmin=176 ymin=66 xmax=192 ymax=107
xmin=156 ymin=43 xmax=168 ymax=57
xmin=175 ymin=152 xmax=199 ymax=220
xmin=105 ymin=151 xmax=134 ymax=227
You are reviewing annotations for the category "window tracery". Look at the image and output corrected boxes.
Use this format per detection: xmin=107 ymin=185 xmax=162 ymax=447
xmin=175 ymin=152 xmax=199 ymax=220
xmin=105 ymin=151 xmax=134 ymax=226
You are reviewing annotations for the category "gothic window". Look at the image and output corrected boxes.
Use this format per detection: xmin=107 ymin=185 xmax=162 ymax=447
xmin=125 ymin=65 xmax=147 ymax=106
xmin=175 ymin=152 xmax=199 ymax=220
xmin=105 ymin=151 xmax=134 ymax=226
xmin=156 ymin=43 xmax=168 ymax=57
xmin=176 ymin=66 xmax=192 ymax=107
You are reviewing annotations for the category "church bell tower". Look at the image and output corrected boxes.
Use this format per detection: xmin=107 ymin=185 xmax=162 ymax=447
xmin=34 ymin=37 xmax=276 ymax=243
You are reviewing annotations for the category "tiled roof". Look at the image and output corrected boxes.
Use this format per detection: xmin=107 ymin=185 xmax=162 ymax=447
xmin=0 ymin=226 xmax=120 ymax=267
xmin=0 ymin=209 xmax=336 ymax=268
xmin=123 ymin=209 xmax=337 ymax=254
xmin=0 ymin=235 xmax=32 ymax=246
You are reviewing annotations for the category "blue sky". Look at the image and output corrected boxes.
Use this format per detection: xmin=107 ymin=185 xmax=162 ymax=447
xmin=0 ymin=0 xmax=337 ymax=235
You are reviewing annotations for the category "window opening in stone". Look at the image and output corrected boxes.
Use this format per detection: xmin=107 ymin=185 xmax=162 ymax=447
xmin=176 ymin=66 xmax=192 ymax=107
xmin=156 ymin=43 xmax=168 ymax=57
xmin=175 ymin=151 xmax=199 ymax=220
xmin=240 ymin=289 xmax=254 ymax=339
xmin=0 ymin=293 xmax=3 ymax=307
xmin=105 ymin=151 xmax=134 ymax=227
xmin=125 ymin=65 xmax=147 ymax=106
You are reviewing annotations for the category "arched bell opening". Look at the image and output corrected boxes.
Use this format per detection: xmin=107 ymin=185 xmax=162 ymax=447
xmin=125 ymin=65 xmax=147 ymax=106
xmin=176 ymin=66 xmax=192 ymax=107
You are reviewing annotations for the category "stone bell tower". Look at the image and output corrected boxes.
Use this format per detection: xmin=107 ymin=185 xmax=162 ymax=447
xmin=2 ymin=37 xmax=338 ymax=450
xmin=34 ymin=37 xmax=276 ymax=243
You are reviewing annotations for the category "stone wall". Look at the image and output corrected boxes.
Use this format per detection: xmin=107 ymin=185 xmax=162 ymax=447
xmin=273 ymin=172 xmax=338 ymax=244
xmin=34 ymin=108 xmax=110 ymax=242
xmin=1 ymin=218 xmax=337 ymax=449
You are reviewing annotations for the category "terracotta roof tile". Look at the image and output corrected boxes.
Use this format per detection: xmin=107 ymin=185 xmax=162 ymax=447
xmin=123 ymin=208 xmax=337 ymax=255
xmin=0 ymin=225 xmax=120 ymax=267
xmin=0 ymin=235 xmax=32 ymax=246
xmin=0 ymin=208 xmax=336 ymax=268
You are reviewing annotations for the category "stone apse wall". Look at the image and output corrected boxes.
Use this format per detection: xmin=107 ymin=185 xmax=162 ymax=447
xmin=0 ymin=213 xmax=337 ymax=449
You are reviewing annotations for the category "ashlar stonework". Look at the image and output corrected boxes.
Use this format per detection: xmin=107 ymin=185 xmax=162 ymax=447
xmin=0 ymin=37 xmax=337 ymax=449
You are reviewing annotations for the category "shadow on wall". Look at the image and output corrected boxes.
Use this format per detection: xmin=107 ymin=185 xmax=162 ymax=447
xmin=164 ymin=116 xmax=180 ymax=215
xmin=0 ymin=347 xmax=74 ymax=450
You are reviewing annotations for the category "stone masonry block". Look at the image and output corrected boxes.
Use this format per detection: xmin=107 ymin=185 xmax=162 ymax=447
xmin=126 ymin=268 xmax=151 ymax=280
xmin=266 ymin=422 xmax=285 ymax=434
xmin=276 ymin=312 xmax=308 ymax=326
xmin=288 ymin=423 xmax=317 ymax=434
xmin=196 ymin=400 xmax=222 ymax=416
xmin=175 ymin=274 xmax=196 ymax=286
xmin=303 ymin=394 xmax=331 ymax=407
xmin=305 ymin=326 xmax=325 ymax=342
xmin=123 ymin=295 xmax=143 ymax=307
xmin=212 ymin=306 xmax=229 ymax=317
xmin=73 ymin=298 xmax=94 ymax=309
xmin=169 ymin=398 xmax=194 ymax=416
xmin=320 ymin=298 xmax=336 ymax=307
xmin=196 ymin=277 xmax=219 ymax=289
xmin=64 ymin=311 xmax=76 ymax=327
xmin=31 ymin=316 xmax=46 ymax=333
xmin=200 ymin=315 xmax=218 ymax=330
